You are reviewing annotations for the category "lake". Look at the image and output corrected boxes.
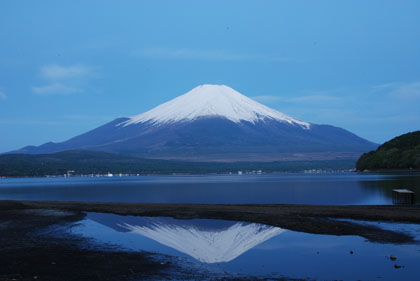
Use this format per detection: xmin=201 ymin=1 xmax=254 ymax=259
xmin=71 ymin=212 xmax=420 ymax=280
xmin=0 ymin=172 xmax=419 ymax=205
xmin=2 ymin=172 xmax=420 ymax=280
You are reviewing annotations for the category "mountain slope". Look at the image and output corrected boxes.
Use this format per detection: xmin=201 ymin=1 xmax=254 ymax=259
xmin=122 ymin=84 xmax=310 ymax=127
xmin=356 ymin=131 xmax=420 ymax=171
xmin=88 ymin=213 xmax=285 ymax=263
xmin=14 ymin=84 xmax=377 ymax=161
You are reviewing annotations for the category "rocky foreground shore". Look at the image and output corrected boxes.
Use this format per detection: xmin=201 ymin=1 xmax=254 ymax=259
xmin=1 ymin=200 xmax=419 ymax=281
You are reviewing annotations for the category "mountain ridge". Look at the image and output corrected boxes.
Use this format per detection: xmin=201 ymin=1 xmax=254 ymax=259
xmin=88 ymin=213 xmax=285 ymax=263
xmin=12 ymin=84 xmax=377 ymax=161
xmin=121 ymin=84 xmax=310 ymax=128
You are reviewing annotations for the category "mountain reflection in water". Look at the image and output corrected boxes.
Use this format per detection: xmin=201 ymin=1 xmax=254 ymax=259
xmin=87 ymin=213 xmax=285 ymax=263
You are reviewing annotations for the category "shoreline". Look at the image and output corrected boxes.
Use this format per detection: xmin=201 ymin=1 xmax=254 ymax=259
xmin=0 ymin=170 xmax=356 ymax=179
xmin=1 ymin=200 xmax=420 ymax=280
xmin=1 ymin=169 xmax=420 ymax=179
xmin=356 ymin=169 xmax=420 ymax=173
xmin=3 ymin=200 xmax=420 ymax=243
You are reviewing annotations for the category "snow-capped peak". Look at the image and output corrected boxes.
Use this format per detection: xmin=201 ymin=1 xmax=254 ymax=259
xmin=120 ymin=84 xmax=310 ymax=128
xmin=88 ymin=214 xmax=286 ymax=264
xmin=118 ymin=220 xmax=286 ymax=263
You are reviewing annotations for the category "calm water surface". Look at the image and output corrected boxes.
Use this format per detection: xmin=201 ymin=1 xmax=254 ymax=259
xmin=2 ymin=172 xmax=420 ymax=279
xmin=0 ymin=172 xmax=419 ymax=204
xmin=71 ymin=213 xmax=420 ymax=281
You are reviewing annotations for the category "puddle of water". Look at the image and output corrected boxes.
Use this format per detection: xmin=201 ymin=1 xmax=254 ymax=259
xmin=71 ymin=212 xmax=420 ymax=280
xmin=335 ymin=218 xmax=420 ymax=241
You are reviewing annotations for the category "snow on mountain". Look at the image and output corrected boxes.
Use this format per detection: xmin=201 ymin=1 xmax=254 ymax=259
xmin=120 ymin=84 xmax=310 ymax=129
xmin=118 ymin=219 xmax=285 ymax=263
xmin=12 ymin=84 xmax=378 ymax=160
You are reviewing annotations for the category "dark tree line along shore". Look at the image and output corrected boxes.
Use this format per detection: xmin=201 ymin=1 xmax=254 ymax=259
xmin=357 ymin=131 xmax=420 ymax=171
xmin=0 ymin=150 xmax=354 ymax=177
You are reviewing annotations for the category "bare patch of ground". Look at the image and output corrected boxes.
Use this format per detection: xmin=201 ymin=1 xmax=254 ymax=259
xmin=1 ymin=200 xmax=419 ymax=280
xmin=0 ymin=208 xmax=174 ymax=281
xmin=0 ymin=201 xmax=312 ymax=281
xmin=4 ymin=200 xmax=420 ymax=243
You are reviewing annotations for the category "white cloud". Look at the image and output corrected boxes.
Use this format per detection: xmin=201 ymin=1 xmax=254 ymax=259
xmin=252 ymin=83 xmax=419 ymax=144
xmin=388 ymin=81 xmax=420 ymax=99
xmin=132 ymin=47 xmax=292 ymax=62
xmin=252 ymin=94 xmax=342 ymax=104
xmin=0 ymin=118 xmax=63 ymax=125
xmin=32 ymin=63 xmax=99 ymax=96
xmin=371 ymin=81 xmax=420 ymax=101
xmin=64 ymin=114 xmax=112 ymax=122
xmin=32 ymin=83 xmax=83 ymax=96
xmin=371 ymin=83 xmax=396 ymax=90
xmin=40 ymin=64 xmax=95 ymax=80
xmin=286 ymin=95 xmax=343 ymax=103
xmin=0 ymin=90 xmax=7 ymax=100
xmin=252 ymin=95 xmax=285 ymax=103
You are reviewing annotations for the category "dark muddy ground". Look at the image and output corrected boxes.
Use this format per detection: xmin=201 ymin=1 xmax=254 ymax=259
xmin=0 ymin=201 xmax=312 ymax=281
xmin=6 ymin=200 xmax=420 ymax=243
xmin=1 ymin=200 xmax=419 ymax=280
xmin=0 ymin=208 xmax=176 ymax=281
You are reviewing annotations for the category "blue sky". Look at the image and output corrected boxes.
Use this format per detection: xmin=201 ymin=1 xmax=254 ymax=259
xmin=1 ymin=0 xmax=419 ymax=152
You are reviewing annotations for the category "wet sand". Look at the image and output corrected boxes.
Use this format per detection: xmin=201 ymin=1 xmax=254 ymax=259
xmin=0 ymin=208 xmax=175 ymax=281
xmin=4 ymin=200 xmax=420 ymax=243
xmin=1 ymin=200 xmax=419 ymax=280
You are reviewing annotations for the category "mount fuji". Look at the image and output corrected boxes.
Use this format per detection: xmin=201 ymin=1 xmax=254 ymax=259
xmin=16 ymin=84 xmax=377 ymax=161
xmin=88 ymin=213 xmax=285 ymax=263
